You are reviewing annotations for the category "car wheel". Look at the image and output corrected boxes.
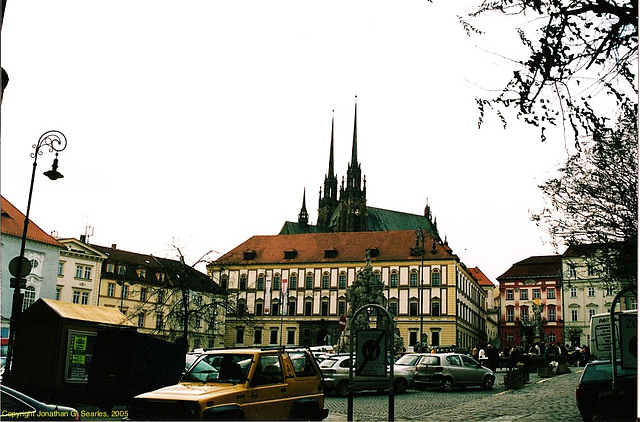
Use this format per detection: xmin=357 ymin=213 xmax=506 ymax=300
xmin=393 ymin=378 xmax=408 ymax=394
xmin=440 ymin=377 xmax=453 ymax=392
xmin=481 ymin=376 xmax=494 ymax=390
xmin=579 ymin=410 xmax=593 ymax=422
xmin=336 ymin=380 xmax=350 ymax=397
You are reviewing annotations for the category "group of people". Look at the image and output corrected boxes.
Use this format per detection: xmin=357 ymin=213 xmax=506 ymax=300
xmin=471 ymin=344 xmax=500 ymax=372
xmin=470 ymin=342 xmax=592 ymax=371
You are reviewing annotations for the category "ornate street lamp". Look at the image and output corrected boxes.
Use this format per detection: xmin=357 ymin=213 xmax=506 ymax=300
xmin=5 ymin=130 xmax=68 ymax=376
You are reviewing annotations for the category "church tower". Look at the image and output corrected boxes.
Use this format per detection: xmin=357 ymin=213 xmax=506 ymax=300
xmin=336 ymin=97 xmax=367 ymax=232
xmin=317 ymin=112 xmax=339 ymax=229
xmin=298 ymin=188 xmax=309 ymax=228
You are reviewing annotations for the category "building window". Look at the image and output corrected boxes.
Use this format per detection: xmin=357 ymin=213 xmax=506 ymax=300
xmin=506 ymin=290 xmax=514 ymax=300
xmin=73 ymin=291 xmax=80 ymax=304
xmin=137 ymin=313 xmax=145 ymax=327
xmin=55 ymin=288 xmax=61 ymax=300
xmin=322 ymin=273 xmax=330 ymax=289
xmin=507 ymin=334 xmax=515 ymax=343
xmin=338 ymin=301 xmax=346 ymax=316
xmin=431 ymin=331 xmax=440 ymax=346
xmin=507 ymin=308 xmax=514 ymax=322
xmin=257 ymin=274 xmax=265 ymax=290
xmin=237 ymin=301 xmax=246 ymax=316
xmin=409 ymin=302 xmax=418 ymax=316
xmin=140 ymin=287 xmax=147 ymax=302
xmin=117 ymin=265 xmax=126 ymax=275
xmin=106 ymin=263 xmax=114 ymax=273
xmin=570 ymin=287 xmax=577 ymax=297
xmin=240 ymin=274 xmax=247 ymax=291
xmin=548 ymin=332 xmax=557 ymax=343
xmin=236 ymin=327 xmax=244 ymax=344
xmin=271 ymin=300 xmax=280 ymax=316
xmin=321 ymin=301 xmax=329 ymax=316
xmin=520 ymin=289 xmax=528 ymax=300
xmin=273 ymin=274 xmax=281 ymax=290
xmin=122 ymin=284 xmax=129 ymax=299
xmin=588 ymin=287 xmax=595 ymax=297
xmin=390 ymin=272 xmax=398 ymax=287
xmin=571 ymin=309 xmax=579 ymax=322
xmin=58 ymin=262 xmax=64 ymax=276
xmin=389 ymin=302 xmax=398 ymax=316
xmin=254 ymin=329 xmax=262 ymax=344
xmin=270 ymin=329 xmax=279 ymax=345
xmin=339 ymin=273 xmax=347 ymax=289
xmin=521 ymin=307 xmax=529 ymax=322
xmin=156 ymin=314 xmax=164 ymax=330
xmin=107 ymin=283 xmax=115 ymax=297
xmin=156 ymin=272 xmax=165 ymax=282
xmin=431 ymin=270 xmax=440 ymax=287
xmin=304 ymin=301 xmax=312 ymax=316
xmin=533 ymin=289 xmax=541 ymax=299
xmin=410 ymin=271 xmax=418 ymax=287
xmin=589 ymin=309 xmax=596 ymax=319
xmin=548 ymin=306 xmax=556 ymax=322
xmin=568 ymin=264 xmax=577 ymax=278
xmin=220 ymin=274 xmax=229 ymax=290
xmin=290 ymin=273 xmax=297 ymax=290
xmin=81 ymin=292 xmax=89 ymax=305
xmin=305 ymin=273 xmax=314 ymax=289
xmin=157 ymin=289 xmax=164 ymax=303
xmin=409 ymin=331 xmax=418 ymax=346
xmin=605 ymin=285 xmax=615 ymax=296
xmin=256 ymin=302 xmax=263 ymax=316
xmin=374 ymin=271 xmax=381 ymax=282
xmin=587 ymin=263 xmax=596 ymax=276
xmin=547 ymin=288 xmax=556 ymax=299
xmin=136 ymin=269 xmax=146 ymax=278
xmin=288 ymin=301 xmax=296 ymax=316
xmin=195 ymin=316 xmax=202 ymax=329
xmin=76 ymin=265 xmax=91 ymax=279
xmin=431 ymin=301 xmax=440 ymax=316
xmin=287 ymin=329 xmax=296 ymax=345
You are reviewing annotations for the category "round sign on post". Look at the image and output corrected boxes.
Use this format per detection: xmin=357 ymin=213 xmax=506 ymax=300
xmin=339 ymin=314 xmax=347 ymax=332
xmin=9 ymin=257 xmax=32 ymax=278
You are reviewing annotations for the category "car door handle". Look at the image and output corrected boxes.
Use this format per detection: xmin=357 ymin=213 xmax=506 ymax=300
xmin=251 ymin=392 xmax=258 ymax=398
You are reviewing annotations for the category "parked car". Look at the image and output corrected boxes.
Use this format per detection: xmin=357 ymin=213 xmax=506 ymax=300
xmin=393 ymin=353 xmax=431 ymax=378
xmin=319 ymin=354 xmax=414 ymax=397
xmin=575 ymin=360 xmax=637 ymax=421
xmin=0 ymin=384 xmax=80 ymax=420
xmin=413 ymin=352 xmax=495 ymax=392
xmin=129 ymin=347 xmax=328 ymax=421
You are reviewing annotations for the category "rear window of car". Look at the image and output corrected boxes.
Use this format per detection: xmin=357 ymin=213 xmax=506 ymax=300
xmin=582 ymin=363 xmax=637 ymax=382
xmin=319 ymin=359 xmax=339 ymax=368
xmin=396 ymin=354 xmax=421 ymax=366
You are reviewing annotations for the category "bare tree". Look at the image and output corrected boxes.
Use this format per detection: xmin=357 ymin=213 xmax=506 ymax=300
xmin=532 ymin=108 xmax=638 ymax=287
xmin=462 ymin=0 xmax=637 ymax=145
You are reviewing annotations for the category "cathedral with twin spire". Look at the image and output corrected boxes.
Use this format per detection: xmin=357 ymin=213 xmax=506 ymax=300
xmin=279 ymin=98 xmax=441 ymax=243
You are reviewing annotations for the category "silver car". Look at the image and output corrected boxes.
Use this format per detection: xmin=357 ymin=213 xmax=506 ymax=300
xmin=319 ymin=354 xmax=414 ymax=397
xmin=414 ymin=352 xmax=495 ymax=392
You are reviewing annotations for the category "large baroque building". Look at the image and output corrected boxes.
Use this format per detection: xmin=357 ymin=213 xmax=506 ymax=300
xmin=208 ymin=102 xmax=488 ymax=351
xmin=55 ymin=237 xmax=107 ymax=306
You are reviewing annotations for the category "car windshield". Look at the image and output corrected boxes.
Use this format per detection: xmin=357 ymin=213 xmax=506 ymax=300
xmin=182 ymin=353 xmax=252 ymax=383
xmin=395 ymin=354 xmax=421 ymax=366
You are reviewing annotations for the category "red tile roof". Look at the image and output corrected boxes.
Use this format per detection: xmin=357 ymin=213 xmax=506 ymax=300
xmin=468 ymin=267 xmax=495 ymax=287
xmin=213 ymin=230 xmax=455 ymax=266
xmin=1 ymin=196 xmax=64 ymax=248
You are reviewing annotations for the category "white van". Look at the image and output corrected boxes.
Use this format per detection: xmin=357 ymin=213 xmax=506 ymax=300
xmin=589 ymin=309 xmax=637 ymax=364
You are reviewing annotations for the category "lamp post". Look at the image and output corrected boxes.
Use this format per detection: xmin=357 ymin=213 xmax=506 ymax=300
xmin=415 ymin=229 xmax=426 ymax=348
xmin=5 ymin=130 xmax=67 ymax=376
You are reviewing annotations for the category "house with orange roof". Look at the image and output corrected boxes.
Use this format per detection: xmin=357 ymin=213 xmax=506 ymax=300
xmin=1 ymin=196 xmax=65 ymax=338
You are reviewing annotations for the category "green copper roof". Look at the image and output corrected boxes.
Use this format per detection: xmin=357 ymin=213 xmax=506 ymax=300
xmin=279 ymin=206 xmax=440 ymax=241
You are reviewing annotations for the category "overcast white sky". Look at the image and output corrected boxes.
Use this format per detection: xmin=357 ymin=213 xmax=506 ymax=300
xmin=2 ymin=0 xmax=585 ymax=281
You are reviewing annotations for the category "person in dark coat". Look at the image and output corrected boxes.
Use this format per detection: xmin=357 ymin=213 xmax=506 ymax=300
xmin=486 ymin=344 xmax=499 ymax=372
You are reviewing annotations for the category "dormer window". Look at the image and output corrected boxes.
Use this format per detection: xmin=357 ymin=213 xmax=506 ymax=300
xmin=243 ymin=250 xmax=257 ymax=260
xmin=368 ymin=247 xmax=380 ymax=258
xmin=284 ymin=249 xmax=297 ymax=259
xmin=324 ymin=248 xmax=338 ymax=259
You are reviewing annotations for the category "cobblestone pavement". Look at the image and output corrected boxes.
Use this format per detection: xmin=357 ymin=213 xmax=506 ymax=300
xmin=325 ymin=369 xmax=587 ymax=422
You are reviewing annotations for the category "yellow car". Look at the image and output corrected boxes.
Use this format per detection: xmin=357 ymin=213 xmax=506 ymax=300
xmin=129 ymin=347 xmax=328 ymax=420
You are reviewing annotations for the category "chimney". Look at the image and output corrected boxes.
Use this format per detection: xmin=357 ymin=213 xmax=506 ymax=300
xmin=80 ymin=234 xmax=86 ymax=243
xmin=111 ymin=244 xmax=117 ymax=249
